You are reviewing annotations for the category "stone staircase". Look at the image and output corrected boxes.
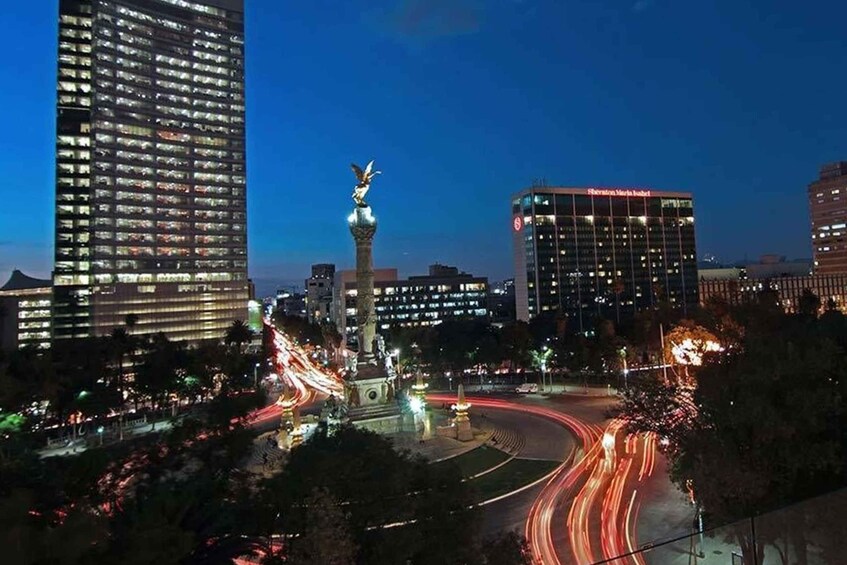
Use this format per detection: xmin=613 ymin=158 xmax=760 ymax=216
xmin=487 ymin=427 xmax=525 ymax=456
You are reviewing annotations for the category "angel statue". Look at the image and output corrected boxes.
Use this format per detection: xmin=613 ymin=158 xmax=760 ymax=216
xmin=351 ymin=160 xmax=381 ymax=207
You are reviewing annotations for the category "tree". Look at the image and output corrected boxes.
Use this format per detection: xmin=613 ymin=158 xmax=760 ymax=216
xmin=135 ymin=333 xmax=186 ymax=423
xmin=111 ymin=320 xmax=140 ymax=441
xmin=225 ymin=319 xmax=253 ymax=350
xmin=284 ymin=487 xmax=356 ymax=565
xmin=500 ymin=321 xmax=532 ymax=371
xmin=480 ymin=531 xmax=533 ymax=565
xmin=262 ymin=425 xmax=479 ymax=564
xmin=798 ymin=288 xmax=821 ymax=318
xmin=619 ymin=317 xmax=847 ymax=565
xmin=271 ymin=313 xmax=322 ymax=345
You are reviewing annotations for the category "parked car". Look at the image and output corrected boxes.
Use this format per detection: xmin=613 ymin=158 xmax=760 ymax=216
xmin=515 ymin=383 xmax=539 ymax=394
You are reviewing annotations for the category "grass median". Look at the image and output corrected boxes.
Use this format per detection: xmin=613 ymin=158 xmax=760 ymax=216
xmin=432 ymin=444 xmax=511 ymax=478
xmin=469 ymin=458 xmax=560 ymax=503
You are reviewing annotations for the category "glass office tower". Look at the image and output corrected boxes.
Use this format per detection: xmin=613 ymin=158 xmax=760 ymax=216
xmin=54 ymin=0 xmax=247 ymax=341
xmin=512 ymin=187 xmax=698 ymax=331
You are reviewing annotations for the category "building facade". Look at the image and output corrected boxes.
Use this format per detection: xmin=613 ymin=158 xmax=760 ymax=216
xmin=275 ymin=289 xmax=306 ymax=318
xmin=53 ymin=0 xmax=248 ymax=342
xmin=332 ymin=266 xmax=489 ymax=347
xmin=487 ymin=278 xmax=516 ymax=325
xmin=1 ymin=271 xmax=54 ymax=351
xmin=809 ymin=162 xmax=847 ymax=274
xmin=305 ymin=263 xmax=335 ymax=324
xmin=512 ymin=187 xmax=698 ymax=330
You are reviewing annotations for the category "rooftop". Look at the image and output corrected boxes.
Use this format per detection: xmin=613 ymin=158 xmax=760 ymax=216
xmin=0 ymin=270 xmax=51 ymax=292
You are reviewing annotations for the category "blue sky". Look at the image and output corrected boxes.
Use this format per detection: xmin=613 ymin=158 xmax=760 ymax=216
xmin=1 ymin=0 xmax=845 ymax=296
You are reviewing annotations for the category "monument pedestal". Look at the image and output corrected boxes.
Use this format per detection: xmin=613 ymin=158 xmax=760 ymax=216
xmin=346 ymin=363 xmax=402 ymax=434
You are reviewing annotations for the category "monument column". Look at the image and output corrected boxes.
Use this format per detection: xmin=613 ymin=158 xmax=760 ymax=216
xmin=342 ymin=160 xmax=402 ymax=434
xmin=349 ymin=207 xmax=377 ymax=363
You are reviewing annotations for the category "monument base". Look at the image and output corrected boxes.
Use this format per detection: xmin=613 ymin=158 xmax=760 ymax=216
xmin=456 ymin=419 xmax=473 ymax=442
xmin=346 ymin=372 xmax=402 ymax=435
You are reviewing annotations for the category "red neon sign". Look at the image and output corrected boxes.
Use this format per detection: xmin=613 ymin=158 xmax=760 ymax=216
xmin=513 ymin=216 xmax=523 ymax=232
xmin=587 ymin=188 xmax=652 ymax=198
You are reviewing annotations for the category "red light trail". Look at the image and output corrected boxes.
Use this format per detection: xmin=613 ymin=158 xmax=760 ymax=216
xmin=428 ymin=394 xmax=658 ymax=565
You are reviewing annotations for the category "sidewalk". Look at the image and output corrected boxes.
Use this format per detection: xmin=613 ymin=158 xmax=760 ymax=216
xmin=457 ymin=383 xmax=618 ymax=397
xmin=39 ymin=419 xmax=174 ymax=458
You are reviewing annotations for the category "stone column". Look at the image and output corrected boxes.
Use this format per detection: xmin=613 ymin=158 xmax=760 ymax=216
xmin=453 ymin=383 xmax=473 ymax=442
xmin=348 ymin=206 xmax=377 ymax=365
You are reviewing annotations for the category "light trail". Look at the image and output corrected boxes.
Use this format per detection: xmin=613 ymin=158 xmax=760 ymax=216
xmin=428 ymin=394 xmax=661 ymax=565
xmin=429 ymin=394 xmax=600 ymax=565
xmin=245 ymin=320 xmax=345 ymax=428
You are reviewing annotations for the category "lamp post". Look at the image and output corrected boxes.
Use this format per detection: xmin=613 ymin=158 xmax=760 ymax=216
xmin=619 ymin=346 xmax=629 ymax=390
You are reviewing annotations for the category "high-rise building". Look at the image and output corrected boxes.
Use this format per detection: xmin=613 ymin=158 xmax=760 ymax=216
xmin=332 ymin=266 xmax=489 ymax=346
xmin=53 ymin=0 xmax=248 ymax=342
xmin=809 ymin=162 xmax=847 ymax=274
xmin=305 ymin=263 xmax=335 ymax=324
xmin=0 ymin=271 xmax=53 ymax=351
xmin=512 ymin=187 xmax=698 ymax=330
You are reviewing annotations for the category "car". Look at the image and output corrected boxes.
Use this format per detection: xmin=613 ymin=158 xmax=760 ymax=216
xmin=515 ymin=383 xmax=539 ymax=394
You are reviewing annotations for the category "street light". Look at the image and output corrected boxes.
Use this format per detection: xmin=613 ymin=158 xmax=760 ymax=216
xmin=254 ymin=362 xmax=260 ymax=388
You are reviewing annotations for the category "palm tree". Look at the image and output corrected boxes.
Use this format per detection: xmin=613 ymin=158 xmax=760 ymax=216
xmin=111 ymin=313 xmax=138 ymax=440
xmin=224 ymin=320 xmax=252 ymax=350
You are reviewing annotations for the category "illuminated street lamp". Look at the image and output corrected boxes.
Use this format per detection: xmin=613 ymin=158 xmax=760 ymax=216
xmin=619 ymin=346 xmax=629 ymax=389
xmin=531 ymin=346 xmax=553 ymax=391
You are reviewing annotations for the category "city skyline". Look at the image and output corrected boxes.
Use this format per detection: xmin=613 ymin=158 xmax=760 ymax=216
xmin=2 ymin=0 xmax=847 ymax=297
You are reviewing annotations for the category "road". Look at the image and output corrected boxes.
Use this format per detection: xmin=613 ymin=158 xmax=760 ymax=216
xmin=473 ymin=407 xmax=576 ymax=537
xmin=431 ymin=392 xmax=695 ymax=565
xmin=257 ymin=328 xmax=698 ymax=565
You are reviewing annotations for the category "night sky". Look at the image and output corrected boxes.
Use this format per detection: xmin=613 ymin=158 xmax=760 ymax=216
xmin=1 ymin=0 xmax=846 ymax=297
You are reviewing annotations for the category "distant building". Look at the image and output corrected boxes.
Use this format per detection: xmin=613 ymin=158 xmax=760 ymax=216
xmin=488 ymin=279 xmax=516 ymax=325
xmin=305 ymin=263 xmax=335 ymax=325
xmin=746 ymin=255 xmax=811 ymax=279
xmin=809 ymin=162 xmax=847 ymax=274
xmin=332 ymin=265 xmax=489 ymax=347
xmin=700 ymin=272 xmax=847 ymax=315
xmin=512 ymin=187 xmax=698 ymax=330
xmin=276 ymin=289 xmax=306 ymax=318
xmin=1 ymin=270 xmax=53 ymax=351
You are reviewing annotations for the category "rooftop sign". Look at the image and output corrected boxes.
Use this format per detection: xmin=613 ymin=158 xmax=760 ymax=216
xmin=587 ymin=188 xmax=652 ymax=198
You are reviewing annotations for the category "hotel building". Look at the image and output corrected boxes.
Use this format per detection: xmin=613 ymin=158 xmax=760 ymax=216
xmin=512 ymin=187 xmax=698 ymax=330
xmin=53 ymin=0 xmax=248 ymax=341
xmin=809 ymin=162 xmax=847 ymax=274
